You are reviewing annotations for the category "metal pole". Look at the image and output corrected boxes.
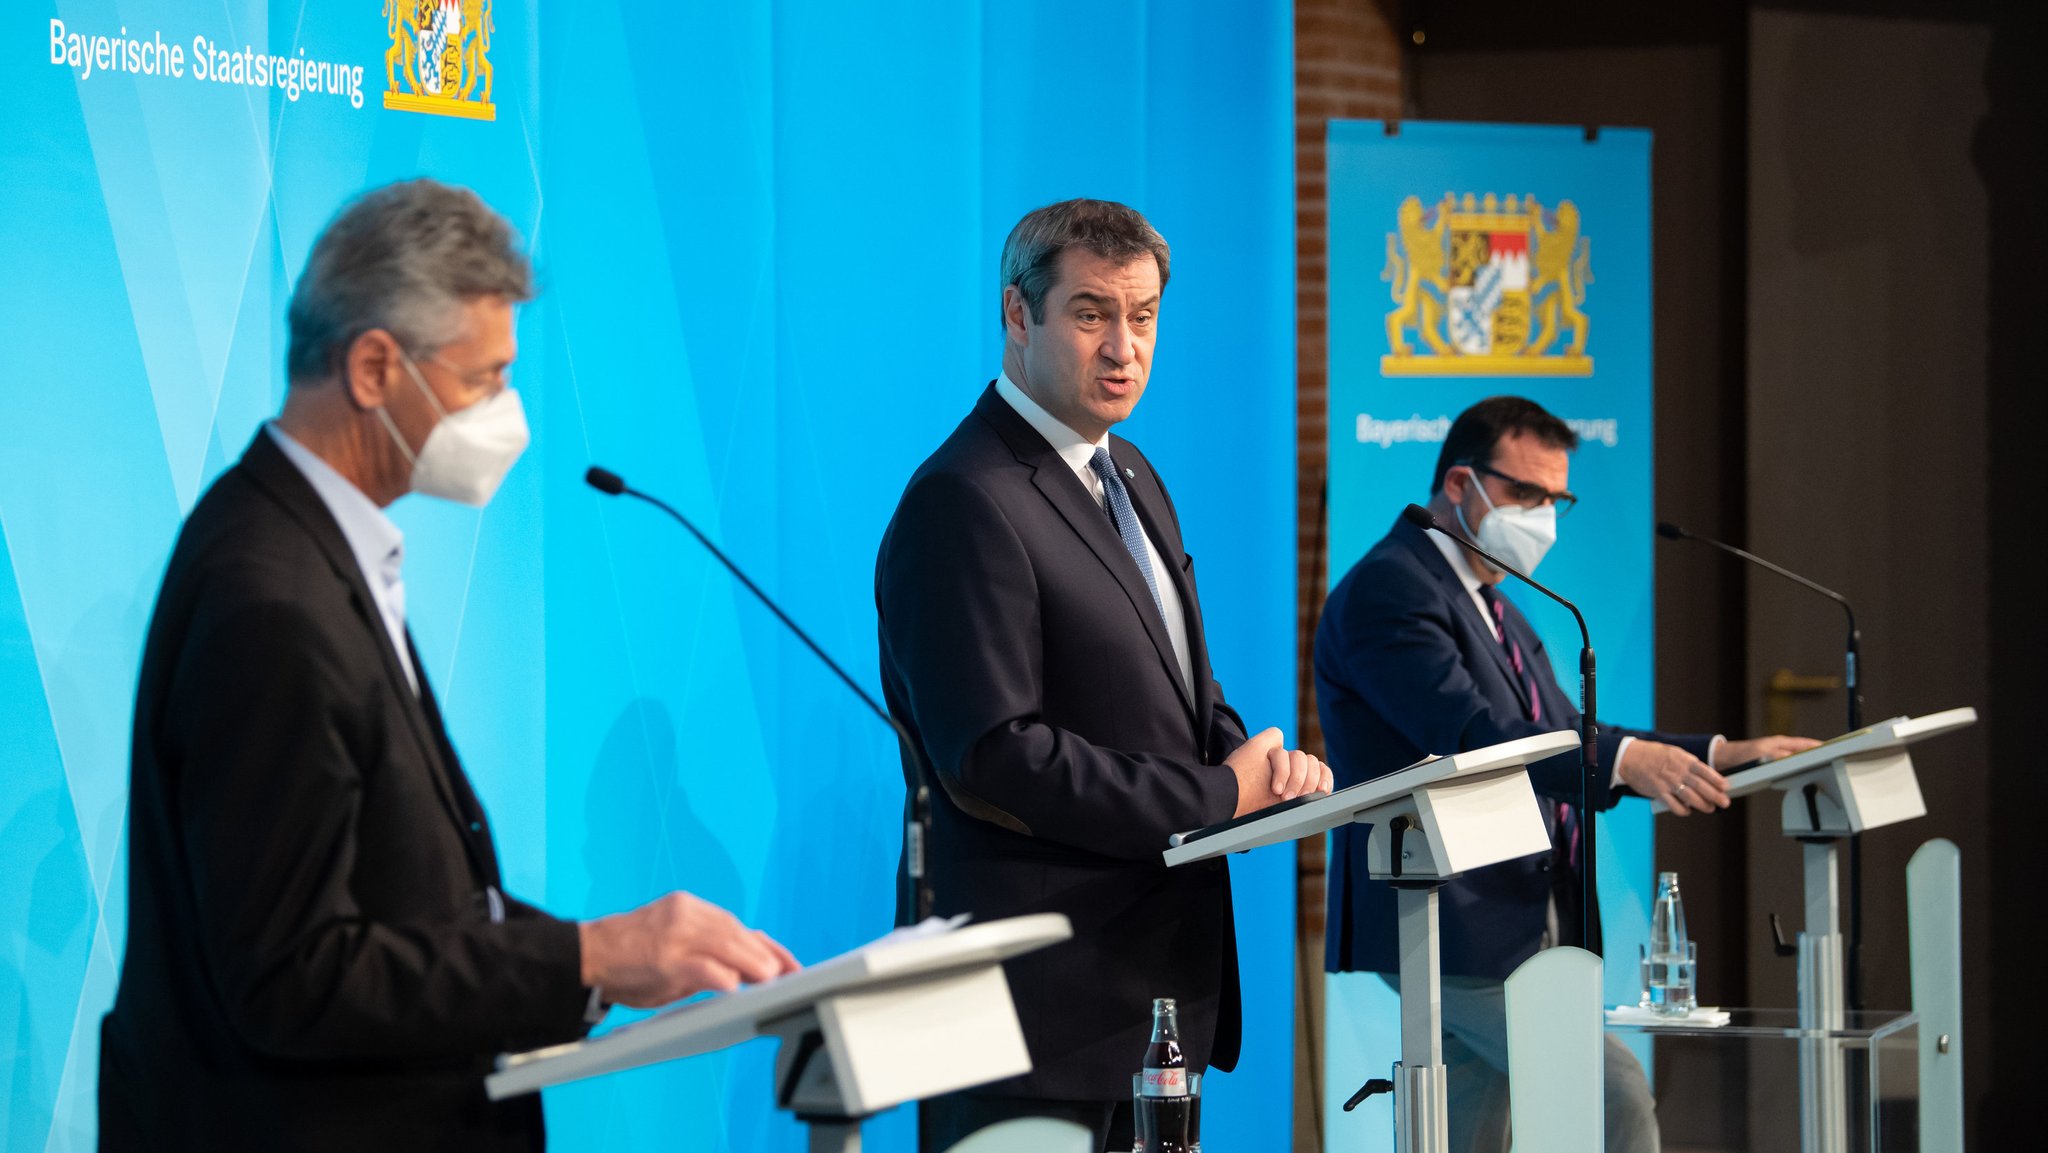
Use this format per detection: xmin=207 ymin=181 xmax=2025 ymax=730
xmin=1798 ymin=840 xmax=1848 ymax=1153
xmin=806 ymin=1121 xmax=861 ymax=1153
xmin=1394 ymin=885 xmax=1450 ymax=1153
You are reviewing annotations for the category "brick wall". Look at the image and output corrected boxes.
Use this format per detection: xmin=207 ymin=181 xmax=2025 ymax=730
xmin=1293 ymin=3 xmax=1403 ymax=1146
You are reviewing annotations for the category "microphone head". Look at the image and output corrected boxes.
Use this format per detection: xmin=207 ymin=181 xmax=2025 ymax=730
xmin=1655 ymin=521 xmax=1687 ymax=541
xmin=1401 ymin=503 xmax=1440 ymax=532
xmin=585 ymin=466 xmax=627 ymax=496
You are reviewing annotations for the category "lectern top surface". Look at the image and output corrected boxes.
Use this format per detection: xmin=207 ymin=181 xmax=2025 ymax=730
xmin=1162 ymin=729 xmax=1578 ymax=867
xmin=1667 ymin=706 xmax=1977 ymax=810
xmin=486 ymin=913 xmax=1071 ymax=1100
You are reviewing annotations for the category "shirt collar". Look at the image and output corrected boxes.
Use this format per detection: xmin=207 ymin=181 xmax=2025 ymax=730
xmin=995 ymin=370 xmax=1108 ymax=476
xmin=266 ymin=422 xmax=406 ymax=590
xmin=1424 ymin=520 xmax=1487 ymax=597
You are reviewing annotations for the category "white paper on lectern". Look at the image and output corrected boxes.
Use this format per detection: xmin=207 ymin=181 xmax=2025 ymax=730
xmin=1161 ymin=729 xmax=1578 ymax=867
xmin=1651 ymin=707 xmax=1977 ymax=814
xmin=486 ymin=912 xmax=1070 ymax=1100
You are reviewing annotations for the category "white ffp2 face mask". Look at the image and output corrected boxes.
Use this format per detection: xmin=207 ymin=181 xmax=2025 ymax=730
xmin=376 ymin=352 xmax=530 ymax=507
xmin=1456 ymin=467 xmax=1559 ymax=576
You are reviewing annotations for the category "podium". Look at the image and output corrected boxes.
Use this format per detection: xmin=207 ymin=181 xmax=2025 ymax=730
xmin=487 ymin=914 xmax=1071 ymax=1153
xmin=1165 ymin=729 xmax=1579 ymax=1153
xmin=1653 ymin=707 xmax=1975 ymax=1153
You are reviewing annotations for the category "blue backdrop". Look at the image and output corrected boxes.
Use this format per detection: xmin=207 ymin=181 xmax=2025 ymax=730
xmin=0 ymin=3 xmax=1297 ymax=1150
xmin=1319 ymin=120 xmax=1659 ymax=1148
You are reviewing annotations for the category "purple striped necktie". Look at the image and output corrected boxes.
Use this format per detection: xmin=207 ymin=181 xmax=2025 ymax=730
xmin=1478 ymin=584 xmax=1542 ymax=723
xmin=1479 ymin=584 xmax=1579 ymax=868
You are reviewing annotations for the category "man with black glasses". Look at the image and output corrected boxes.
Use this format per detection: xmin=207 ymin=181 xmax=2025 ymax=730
xmin=1313 ymin=395 xmax=1813 ymax=1153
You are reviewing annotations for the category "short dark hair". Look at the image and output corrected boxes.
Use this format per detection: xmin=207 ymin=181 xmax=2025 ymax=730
xmin=1431 ymin=396 xmax=1578 ymax=493
xmin=999 ymin=199 xmax=1171 ymax=331
xmin=287 ymin=179 xmax=533 ymax=384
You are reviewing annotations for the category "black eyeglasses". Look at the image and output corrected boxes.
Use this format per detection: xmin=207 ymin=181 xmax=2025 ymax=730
xmin=1461 ymin=461 xmax=1579 ymax=517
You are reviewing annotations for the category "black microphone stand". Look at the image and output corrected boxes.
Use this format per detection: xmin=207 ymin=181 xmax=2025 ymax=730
xmin=1657 ymin=522 xmax=1865 ymax=1008
xmin=587 ymin=466 xmax=936 ymax=922
xmin=1404 ymin=504 xmax=1601 ymax=956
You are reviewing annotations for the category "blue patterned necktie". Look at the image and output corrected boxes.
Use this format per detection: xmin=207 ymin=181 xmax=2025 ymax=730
xmin=1088 ymin=447 xmax=1167 ymax=624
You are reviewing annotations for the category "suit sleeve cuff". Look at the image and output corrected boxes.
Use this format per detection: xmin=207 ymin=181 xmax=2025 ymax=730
xmin=1610 ymin=736 xmax=1636 ymax=791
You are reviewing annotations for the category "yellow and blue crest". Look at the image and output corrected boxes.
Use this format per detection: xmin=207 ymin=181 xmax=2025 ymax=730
xmin=383 ymin=0 xmax=495 ymax=120
xmin=1382 ymin=192 xmax=1592 ymax=376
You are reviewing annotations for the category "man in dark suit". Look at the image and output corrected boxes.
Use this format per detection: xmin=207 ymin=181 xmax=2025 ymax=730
xmin=877 ymin=199 xmax=1327 ymax=1152
xmin=100 ymin=179 xmax=796 ymax=1152
xmin=1314 ymin=395 xmax=1814 ymax=1152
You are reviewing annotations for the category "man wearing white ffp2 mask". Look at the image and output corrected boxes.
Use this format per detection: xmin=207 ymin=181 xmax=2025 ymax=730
xmin=100 ymin=179 xmax=800 ymax=1153
xmin=1313 ymin=395 xmax=1818 ymax=1153
xmin=377 ymin=343 xmax=531 ymax=507
xmin=1452 ymin=458 xmax=1561 ymax=577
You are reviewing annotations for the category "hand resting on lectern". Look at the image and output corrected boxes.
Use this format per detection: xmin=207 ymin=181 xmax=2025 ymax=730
xmin=1616 ymin=733 xmax=1820 ymax=815
xmin=1225 ymin=726 xmax=1333 ymax=818
xmin=579 ymin=892 xmax=800 ymax=1008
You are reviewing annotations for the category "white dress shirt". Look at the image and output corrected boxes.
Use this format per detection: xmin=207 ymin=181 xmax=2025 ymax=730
xmin=995 ymin=373 xmax=1196 ymax=696
xmin=267 ymin=423 xmax=418 ymax=694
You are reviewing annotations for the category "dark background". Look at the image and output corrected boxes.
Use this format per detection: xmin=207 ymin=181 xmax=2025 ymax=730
xmin=1389 ymin=0 xmax=2042 ymax=1146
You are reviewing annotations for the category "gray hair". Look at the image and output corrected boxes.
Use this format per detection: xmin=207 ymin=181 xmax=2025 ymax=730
xmin=286 ymin=178 xmax=532 ymax=383
xmin=999 ymin=199 xmax=1170 ymax=332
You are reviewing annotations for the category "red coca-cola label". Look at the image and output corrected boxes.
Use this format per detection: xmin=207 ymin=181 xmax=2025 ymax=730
xmin=1141 ymin=1068 xmax=1188 ymax=1098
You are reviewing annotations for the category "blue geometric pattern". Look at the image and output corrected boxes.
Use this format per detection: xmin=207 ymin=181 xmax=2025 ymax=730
xmin=2 ymin=3 xmax=1297 ymax=1150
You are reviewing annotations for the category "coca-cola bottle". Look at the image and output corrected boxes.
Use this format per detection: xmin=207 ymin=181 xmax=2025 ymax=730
xmin=1135 ymin=998 xmax=1199 ymax=1152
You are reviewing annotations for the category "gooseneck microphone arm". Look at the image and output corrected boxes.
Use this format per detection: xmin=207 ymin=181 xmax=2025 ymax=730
xmin=1656 ymin=520 xmax=1865 ymax=1010
xmin=587 ymin=466 xmax=935 ymax=922
xmin=1655 ymin=522 xmax=1861 ymax=728
xmin=1404 ymin=503 xmax=1602 ymax=956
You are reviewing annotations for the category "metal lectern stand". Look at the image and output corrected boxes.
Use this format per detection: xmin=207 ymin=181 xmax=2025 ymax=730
xmin=487 ymin=914 xmax=1071 ymax=1153
xmin=1658 ymin=707 xmax=1975 ymax=1153
xmin=1164 ymin=729 xmax=1580 ymax=1153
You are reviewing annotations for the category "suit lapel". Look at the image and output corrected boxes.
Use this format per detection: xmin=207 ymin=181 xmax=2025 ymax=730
xmin=238 ymin=431 xmax=494 ymax=882
xmin=976 ymin=389 xmax=1199 ymax=725
xmin=1118 ymin=458 xmax=1203 ymax=720
xmin=409 ymin=633 xmax=502 ymax=884
xmin=1395 ymin=519 xmax=1534 ymax=716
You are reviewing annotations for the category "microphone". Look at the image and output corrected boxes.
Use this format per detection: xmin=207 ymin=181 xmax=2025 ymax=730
xmin=1655 ymin=522 xmax=1861 ymax=728
xmin=585 ymin=466 xmax=936 ymax=922
xmin=1404 ymin=503 xmax=1602 ymax=956
xmin=1656 ymin=518 xmax=1866 ymax=1009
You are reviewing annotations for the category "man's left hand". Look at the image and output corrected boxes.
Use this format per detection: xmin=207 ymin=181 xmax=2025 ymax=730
xmin=1713 ymin=734 xmax=1822 ymax=770
xmin=1617 ymin=741 xmax=1730 ymax=815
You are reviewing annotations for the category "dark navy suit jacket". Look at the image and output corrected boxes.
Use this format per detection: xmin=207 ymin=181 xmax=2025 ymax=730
xmin=876 ymin=386 xmax=1248 ymax=1100
xmin=101 ymin=432 xmax=590 ymax=1151
xmin=1313 ymin=517 xmax=1712 ymax=979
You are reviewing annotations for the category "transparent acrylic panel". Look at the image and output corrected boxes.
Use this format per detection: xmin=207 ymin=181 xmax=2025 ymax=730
xmin=1606 ymin=1009 xmax=1919 ymax=1153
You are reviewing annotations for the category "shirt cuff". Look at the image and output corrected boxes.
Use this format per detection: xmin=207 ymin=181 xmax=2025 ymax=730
xmin=583 ymin=985 xmax=609 ymax=1026
xmin=1707 ymin=734 xmax=1727 ymax=769
xmin=1610 ymin=735 xmax=1636 ymax=791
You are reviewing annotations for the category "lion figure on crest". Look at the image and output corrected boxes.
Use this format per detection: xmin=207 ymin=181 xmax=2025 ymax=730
xmin=1383 ymin=195 xmax=1455 ymax=357
xmin=1528 ymin=200 xmax=1591 ymax=356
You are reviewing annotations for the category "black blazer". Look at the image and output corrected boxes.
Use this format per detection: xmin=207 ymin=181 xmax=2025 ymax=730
xmin=876 ymin=386 xmax=1250 ymax=1101
xmin=99 ymin=431 xmax=590 ymax=1151
xmin=1313 ymin=517 xmax=1713 ymax=979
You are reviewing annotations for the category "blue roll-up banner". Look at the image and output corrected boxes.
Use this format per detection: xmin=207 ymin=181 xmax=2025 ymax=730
xmin=2 ymin=3 xmax=1296 ymax=1150
xmin=1321 ymin=120 xmax=1658 ymax=1146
